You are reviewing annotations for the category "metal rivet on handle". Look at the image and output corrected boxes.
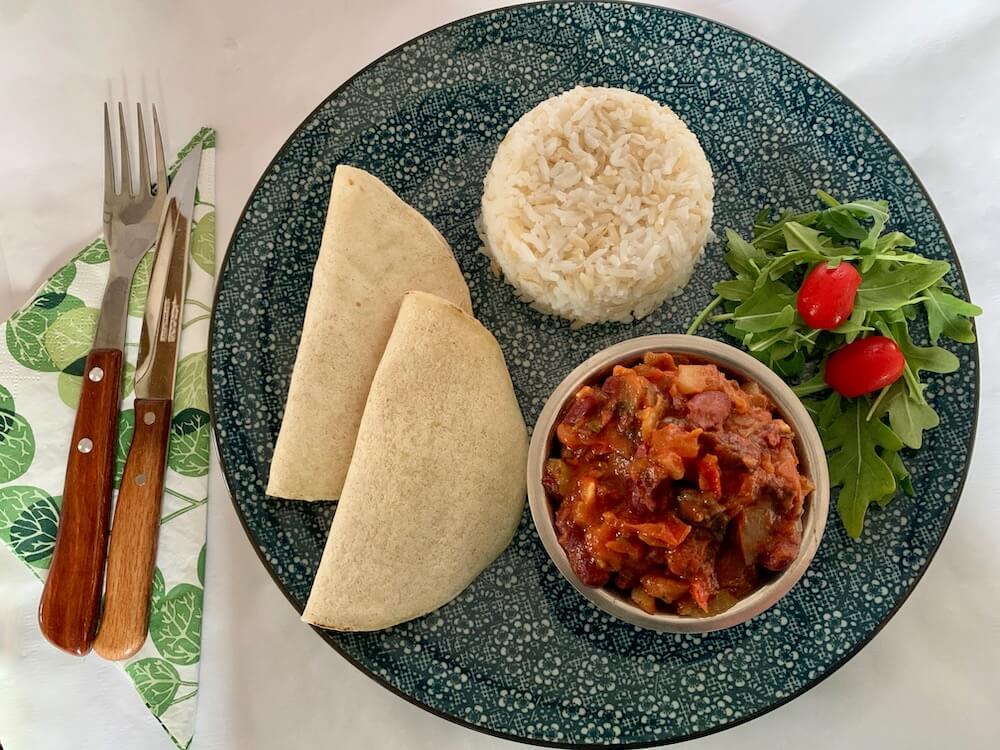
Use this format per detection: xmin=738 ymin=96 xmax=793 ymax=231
xmin=77 ymin=438 xmax=93 ymax=454
xmin=88 ymin=367 xmax=104 ymax=382
xmin=143 ymin=411 xmax=156 ymax=425
xmin=135 ymin=473 xmax=147 ymax=486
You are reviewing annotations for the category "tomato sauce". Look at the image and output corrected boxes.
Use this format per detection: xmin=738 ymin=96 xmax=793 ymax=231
xmin=543 ymin=352 xmax=812 ymax=616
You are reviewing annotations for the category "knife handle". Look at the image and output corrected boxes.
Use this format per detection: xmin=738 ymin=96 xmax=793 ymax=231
xmin=39 ymin=348 xmax=123 ymax=656
xmin=94 ymin=398 xmax=172 ymax=661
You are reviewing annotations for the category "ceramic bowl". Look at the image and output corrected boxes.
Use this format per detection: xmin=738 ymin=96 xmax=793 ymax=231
xmin=526 ymin=334 xmax=830 ymax=633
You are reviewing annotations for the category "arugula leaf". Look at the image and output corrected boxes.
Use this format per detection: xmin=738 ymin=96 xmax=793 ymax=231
xmin=872 ymin=317 xmax=959 ymax=404
xmin=878 ymin=307 xmax=907 ymax=326
xmin=761 ymin=339 xmax=797 ymax=361
xmin=818 ymin=210 xmax=867 ymax=241
xmin=755 ymin=347 xmax=805 ymax=377
xmin=723 ymin=229 xmax=767 ymax=278
xmin=802 ymin=391 xmax=843 ymax=434
xmin=923 ymin=284 xmax=981 ymax=344
xmin=715 ymin=277 xmax=755 ymax=302
xmin=782 ymin=222 xmax=834 ymax=256
xmin=825 ymin=399 xmax=902 ymax=539
xmin=814 ymin=189 xmax=871 ymax=241
xmin=753 ymin=207 xmax=773 ymax=232
xmin=885 ymin=320 xmax=960 ymax=378
xmin=754 ymin=211 xmax=819 ymax=252
xmin=875 ymin=231 xmax=916 ymax=253
xmin=735 ymin=305 xmax=796 ymax=335
xmin=731 ymin=281 xmax=796 ymax=333
xmin=879 ymin=251 xmax=933 ymax=265
xmin=881 ymin=382 xmax=939 ymax=449
xmin=883 ymin=450 xmax=915 ymax=497
xmin=854 ymin=261 xmax=950 ymax=311
xmin=854 ymin=202 xmax=888 ymax=271
xmin=793 ymin=369 xmax=828 ymax=398
xmin=836 ymin=199 xmax=889 ymax=222
xmin=858 ymin=253 xmax=878 ymax=274
xmin=774 ymin=351 xmax=806 ymax=376
xmin=814 ymin=189 xmax=841 ymax=208
xmin=766 ymin=248 xmax=856 ymax=281
xmin=832 ymin=307 xmax=873 ymax=343
xmin=859 ymin=203 xmax=887 ymax=242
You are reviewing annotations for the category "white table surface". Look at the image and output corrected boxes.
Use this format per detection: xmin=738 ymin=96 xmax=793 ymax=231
xmin=1 ymin=1 xmax=998 ymax=748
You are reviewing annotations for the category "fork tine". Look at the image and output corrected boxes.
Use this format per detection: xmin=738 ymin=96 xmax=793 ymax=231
xmin=136 ymin=104 xmax=151 ymax=195
xmin=103 ymin=103 xmax=115 ymax=202
xmin=118 ymin=102 xmax=132 ymax=197
xmin=152 ymin=104 xmax=166 ymax=198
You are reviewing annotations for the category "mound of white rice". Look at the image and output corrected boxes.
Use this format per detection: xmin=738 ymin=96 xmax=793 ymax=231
xmin=478 ymin=86 xmax=714 ymax=325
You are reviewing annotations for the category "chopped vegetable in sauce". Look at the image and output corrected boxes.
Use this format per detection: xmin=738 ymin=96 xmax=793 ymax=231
xmin=544 ymin=352 xmax=812 ymax=616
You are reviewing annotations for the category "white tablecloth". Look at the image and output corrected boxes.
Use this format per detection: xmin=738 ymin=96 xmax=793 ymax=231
xmin=1 ymin=1 xmax=997 ymax=748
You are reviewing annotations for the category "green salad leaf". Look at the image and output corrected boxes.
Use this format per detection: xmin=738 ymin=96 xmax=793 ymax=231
xmin=924 ymin=284 xmax=982 ymax=344
xmin=689 ymin=191 xmax=980 ymax=537
xmin=882 ymin=383 xmax=939 ymax=450
xmin=781 ymin=222 xmax=838 ymax=258
xmin=823 ymin=398 xmax=901 ymax=539
xmin=731 ymin=282 xmax=796 ymax=333
xmin=854 ymin=261 xmax=949 ymax=312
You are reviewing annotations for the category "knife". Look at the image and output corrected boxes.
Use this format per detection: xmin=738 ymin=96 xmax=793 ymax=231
xmin=93 ymin=146 xmax=202 ymax=661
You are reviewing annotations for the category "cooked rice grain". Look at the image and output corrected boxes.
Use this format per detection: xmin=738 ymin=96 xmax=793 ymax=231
xmin=478 ymin=86 xmax=714 ymax=324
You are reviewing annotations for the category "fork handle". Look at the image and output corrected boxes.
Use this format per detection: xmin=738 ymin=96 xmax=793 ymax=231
xmin=39 ymin=348 xmax=123 ymax=656
xmin=94 ymin=398 xmax=172 ymax=661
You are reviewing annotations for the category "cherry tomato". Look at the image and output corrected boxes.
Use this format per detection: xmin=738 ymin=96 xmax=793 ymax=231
xmin=796 ymin=262 xmax=862 ymax=330
xmin=824 ymin=336 xmax=905 ymax=398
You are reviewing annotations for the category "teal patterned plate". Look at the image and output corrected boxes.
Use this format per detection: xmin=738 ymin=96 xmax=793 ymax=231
xmin=210 ymin=3 xmax=978 ymax=746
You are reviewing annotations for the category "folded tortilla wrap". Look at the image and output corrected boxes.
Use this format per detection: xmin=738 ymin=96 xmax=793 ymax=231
xmin=267 ymin=166 xmax=472 ymax=500
xmin=303 ymin=291 xmax=527 ymax=631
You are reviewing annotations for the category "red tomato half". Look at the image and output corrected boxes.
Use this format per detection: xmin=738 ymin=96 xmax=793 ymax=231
xmin=824 ymin=336 xmax=905 ymax=398
xmin=796 ymin=262 xmax=862 ymax=330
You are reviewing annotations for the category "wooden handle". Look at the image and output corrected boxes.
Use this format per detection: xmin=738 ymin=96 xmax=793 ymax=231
xmin=39 ymin=348 xmax=123 ymax=656
xmin=94 ymin=398 xmax=173 ymax=661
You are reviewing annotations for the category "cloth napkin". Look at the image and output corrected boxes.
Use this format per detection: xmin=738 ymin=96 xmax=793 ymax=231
xmin=0 ymin=128 xmax=215 ymax=750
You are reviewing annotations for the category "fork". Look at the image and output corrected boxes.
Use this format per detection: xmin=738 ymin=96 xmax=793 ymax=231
xmin=39 ymin=104 xmax=167 ymax=656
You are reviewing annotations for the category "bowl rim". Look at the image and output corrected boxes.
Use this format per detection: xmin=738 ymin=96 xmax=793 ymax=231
xmin=526 ymin=333 xmax=831 ymax=633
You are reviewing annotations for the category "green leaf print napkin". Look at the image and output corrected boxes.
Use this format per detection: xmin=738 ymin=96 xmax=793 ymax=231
xmin=0 ymin=128 xmax=216 ymax=750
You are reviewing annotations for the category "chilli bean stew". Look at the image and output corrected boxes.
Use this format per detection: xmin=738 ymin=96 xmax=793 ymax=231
xmin=543 ymin=352 xmax=813 ymax=617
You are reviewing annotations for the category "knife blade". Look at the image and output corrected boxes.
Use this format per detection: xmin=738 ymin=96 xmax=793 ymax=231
xmin=93 ymin=145 xmax=203 ymax=661
xmin=135 ymin=145 xmax=202 ymax=398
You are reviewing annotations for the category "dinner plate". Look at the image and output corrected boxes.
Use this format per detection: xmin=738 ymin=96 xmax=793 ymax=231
xmin=209 ymin=3 xmax=979 ymax=745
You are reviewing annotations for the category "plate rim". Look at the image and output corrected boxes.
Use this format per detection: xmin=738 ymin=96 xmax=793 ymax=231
xmin=207 ymin=2 xmax=981 ymax=746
